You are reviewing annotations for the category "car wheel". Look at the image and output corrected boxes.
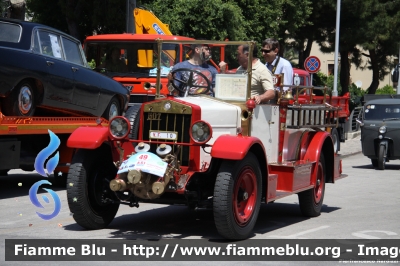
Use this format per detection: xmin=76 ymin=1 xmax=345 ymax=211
xmin=103 ymin=96 xmax=120 ymax=120
xmin=213 ymin=152 xmax=262 ymax=239
xmin=124 ymin=105 xmax=141 ymax=143
xmin=371 ymin=159 xmax=378 ymax=168
xmin=67 ymin=145 xmax=120 ymax=229
xmin=298 ymin=153 xmax=325 ymax=217
xmin=331 ymin=128 xmax=340 ymax=154
xmin=378 ymin=145 xmax=386 ymax=170
xmin=1 ymin=81 xmax=36 ymax=116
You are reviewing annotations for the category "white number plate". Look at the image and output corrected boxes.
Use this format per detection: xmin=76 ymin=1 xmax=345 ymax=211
xmin=149 ymin=131 xmax=178 ymax=140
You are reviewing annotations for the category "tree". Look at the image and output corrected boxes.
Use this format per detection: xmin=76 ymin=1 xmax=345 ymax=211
xmin=140 ymin=0 xmax=246 ymax=41
xmin=26 ymin=0 xmax=126 ymax=41
xmin=357 ymin=0 xmax=400 ymax=94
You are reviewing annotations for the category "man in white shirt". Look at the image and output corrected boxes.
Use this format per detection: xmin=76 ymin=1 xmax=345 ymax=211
xmin=261 ymin=38 xmax=293 ymax=91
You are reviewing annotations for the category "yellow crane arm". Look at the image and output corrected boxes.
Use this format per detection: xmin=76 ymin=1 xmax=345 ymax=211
xmin=134 ymin=8 xmax=172 ymax=35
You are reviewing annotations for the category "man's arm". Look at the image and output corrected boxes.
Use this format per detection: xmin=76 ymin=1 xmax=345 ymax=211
xmin=253 ymin=67 xmax=275 ymax=104
xmin=254 ymin=90 xmax=276 ymax=104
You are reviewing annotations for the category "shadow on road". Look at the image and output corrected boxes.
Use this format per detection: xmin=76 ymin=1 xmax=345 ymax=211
xmin=352 ymin=164 xmax=400 ymax=170
xmin=62 ymin=201 xmax=341 ymax=240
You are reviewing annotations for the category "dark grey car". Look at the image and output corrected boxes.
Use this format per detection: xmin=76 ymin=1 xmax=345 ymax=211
xmin=358 ymin=97 xmax=400 ymax=170
xmin=0 ymin=18 xmax=129 ymax=119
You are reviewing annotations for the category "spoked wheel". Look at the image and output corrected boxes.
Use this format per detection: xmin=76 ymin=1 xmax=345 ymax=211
xmin=213 ymin=152 xmax=262 ymax=239
xmin=298 ymin=153 xmax=326 ymax=217
xmin=1 ymin=80 xmax=36 ymax=116
xmin=378 ymin=145 xmax=386 ymax=170
xmin=67 ymin=145 xmax=120 ymax=229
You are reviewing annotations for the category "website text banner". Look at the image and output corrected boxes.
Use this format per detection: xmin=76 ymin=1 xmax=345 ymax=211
xmin=5 ymin=239 xmax=400 ymax=262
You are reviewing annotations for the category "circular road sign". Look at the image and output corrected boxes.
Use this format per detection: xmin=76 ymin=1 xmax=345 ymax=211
xmin=304 ymin=56 xmax=321 ymax=74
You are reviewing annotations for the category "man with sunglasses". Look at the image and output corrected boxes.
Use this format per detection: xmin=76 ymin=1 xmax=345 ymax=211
xmin=169 ymin=44 xmax=217 ymax=96
xmin=262 ymin=38 xmax=293 ymax=91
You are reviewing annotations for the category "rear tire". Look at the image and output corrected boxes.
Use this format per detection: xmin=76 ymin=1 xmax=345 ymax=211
xmin=298 ymin=153 xmax=325 ymax=217
xmin=67 ymin=145 xmax=119 ymax=229
xmin=378 ymin=145 xmax=386 ymax=170
xmin=213 ymin=152 xmax=262 ymax=239
xmin=331 ymin=128 xmax=340 ymax=154
xmin=1 ymin=81 xmax=36 ymax=116
xmin=371 ymin=159 xmax=378 ymax=168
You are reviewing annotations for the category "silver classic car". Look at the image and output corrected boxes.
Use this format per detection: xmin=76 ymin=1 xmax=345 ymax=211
xmin=0 ymin=18 xmax=129 ymax=119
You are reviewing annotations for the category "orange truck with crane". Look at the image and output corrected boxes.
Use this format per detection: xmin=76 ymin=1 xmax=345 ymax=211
xmin=84 ymin=7 xmax=227 ymax=106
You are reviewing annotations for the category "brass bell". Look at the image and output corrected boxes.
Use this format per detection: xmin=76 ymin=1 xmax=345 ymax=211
xmin=283 ymin=89 xmax=294 ymax=100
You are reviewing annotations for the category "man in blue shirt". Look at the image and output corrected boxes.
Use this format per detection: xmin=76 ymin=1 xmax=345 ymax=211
xmin=261 ymin=38 xmax=293 ymax=91
xmin=169 ymin=44 xmax=218 ymax=96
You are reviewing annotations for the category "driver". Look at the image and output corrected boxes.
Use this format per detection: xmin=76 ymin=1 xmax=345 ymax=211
xmin=169 ymin=43 xmax=218 ymax=96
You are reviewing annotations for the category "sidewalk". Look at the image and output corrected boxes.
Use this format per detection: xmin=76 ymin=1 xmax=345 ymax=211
xmin=338 ymin=131 xmax=362 ymax=157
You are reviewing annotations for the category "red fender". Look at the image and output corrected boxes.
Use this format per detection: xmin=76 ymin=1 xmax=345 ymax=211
xmin=302 ymin=131 xmax=334 ymax=182
xmin=211 ymin=135 xmax=265 ymax=160
xmin=67 ymin=126 xmax=109 ymax=149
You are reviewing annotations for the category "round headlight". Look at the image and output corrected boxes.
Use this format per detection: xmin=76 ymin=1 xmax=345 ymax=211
xmin=379 ymin=126 xmax=386 ymax=134
xmin=190 ymin=120 xmax=212 ymax=144
xmin=109 ymin=117 xmax=130 ymax=139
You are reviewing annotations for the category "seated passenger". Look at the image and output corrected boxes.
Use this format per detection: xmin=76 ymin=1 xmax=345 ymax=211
xmin=235 ymin=44 xmax=275 ymax=104
xmin=101 ymin=47 xmax=128 ymax=72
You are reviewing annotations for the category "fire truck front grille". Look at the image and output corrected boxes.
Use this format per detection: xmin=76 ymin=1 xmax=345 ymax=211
xmin=143 ymin=112 xmax=192 ymax=166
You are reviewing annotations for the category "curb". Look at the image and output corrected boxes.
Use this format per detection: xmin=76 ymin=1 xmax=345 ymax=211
xmin=346 ymin=131 xmax=361 ymax=140
xmin=338 ymin=151 xmax=362 ymax=158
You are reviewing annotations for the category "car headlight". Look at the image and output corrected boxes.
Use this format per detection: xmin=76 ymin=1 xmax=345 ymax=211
xmin=379 ymin=126 xmax=386 ymax=134
xmin=190 ymin=120 xmax=212 ymax=144
xmin=109 ymin=116 xmax=130 ymax=139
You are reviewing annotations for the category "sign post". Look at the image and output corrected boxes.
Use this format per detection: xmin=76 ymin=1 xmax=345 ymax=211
xmin=304 ymin=56 xmax=321 ymax=86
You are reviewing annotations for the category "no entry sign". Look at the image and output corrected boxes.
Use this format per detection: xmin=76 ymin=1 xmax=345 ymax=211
xmin=304 ymin=56 xmax=321 ymax=74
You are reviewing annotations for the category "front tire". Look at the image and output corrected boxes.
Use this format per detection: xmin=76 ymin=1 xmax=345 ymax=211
xmin=298 ymin=153 xmax=326 ymax=217
xmin=124 ymin=105 xmax=141 ymax=141
xmin=1 ymin=81 xmax=36 ymax=116
xmin=67 ymin=145 xmax=120 ymax=229
xmin=378 ymin=145 xmax=386 ymax=170
xmin=213 ymin=152 xmax=262 ymax=239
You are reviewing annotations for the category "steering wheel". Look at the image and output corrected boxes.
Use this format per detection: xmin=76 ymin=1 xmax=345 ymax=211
xmin=169 ymin=68 xmax=212 ymax=96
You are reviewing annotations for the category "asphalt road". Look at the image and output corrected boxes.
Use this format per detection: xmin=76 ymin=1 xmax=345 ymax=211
xmin=1 ymin=152 xmax=399 ymax=265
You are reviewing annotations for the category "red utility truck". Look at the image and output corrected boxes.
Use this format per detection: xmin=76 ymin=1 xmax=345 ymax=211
xmin=292 ymin=68 xmax=350 ymax=153
xmin=65 ymin=40 xmax=346 ymax=239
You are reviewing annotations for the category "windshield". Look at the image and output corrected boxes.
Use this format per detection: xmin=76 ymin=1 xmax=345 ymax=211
xmin=85 ymin=41 xmax=181 ymax=77
xmin=364 ymin=104 xmax=400 ymax=120
xmin=153 ymin=40 xmax=254 ymax=100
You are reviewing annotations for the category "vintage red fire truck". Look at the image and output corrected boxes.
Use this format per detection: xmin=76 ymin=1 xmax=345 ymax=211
xmin=66 ymin=40 xmax=346 ymax=239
